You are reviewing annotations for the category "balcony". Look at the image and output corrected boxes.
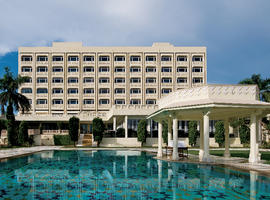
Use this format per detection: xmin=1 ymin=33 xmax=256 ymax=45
xmin=98 ymin=93 xmax=110 ymax=98
xmin=98 ymin=71 xmax=110 ymax=76
xmin=192 ymin=61 xmax=203 ymax=66
xmin=130 ymin=93 xmax=142 ymax=98
xmin=52 ymin=72 xmax=64 ymax=76
xmin=114 ymin=61 xmax=126 ymax=66
xmin=51 ymin=82 xmax=64 ymax=87
xmin=67 ymin=61 xmax=79 ymax=65
xmin=83 ymin=60 xmax=95 ymax=65
xmin=129 ymin=83 xmax=141 ymax=88
xmin=192 ymin=72 xmax=204 ymax=77
xmin=36 ymin=71 xmax=48 ymax=76
xmin=52 ymin=60 xmax=64 ymax=65
xmin=67 ymin=104 xmax=80 ymax=109
xmin=161 ymin=61 xmax=172 ymax=65
xmin=36 ymin=82 xmax=48 ymax=87
xmin=35 ymin=104 xmax=48 ymax=109
xmin=98 ymin=60 xmax=110 ymax=65
xmin=51 ymin=104 xmax=64 ymax=110
xmin=176 ymin=61 xmax=188 ymax=66
xmin=36 ymin=60 xmax=48 ymax=65
xmin=145 ymin=61 xmax=156 ymax=65
xmin=130 ymin=61 xmax=142 ymax=65
xmin=52 ymin=93 xmax=64 ymax=98
xmin=67 ymin=93 xmax=79 ymax=98
xmin=83 ymin=93 xmax=95 ymax=98
xmin=113 ymin=93 xmax=126 ymax=98
xmin=20 ymin=71 xmax=32 ymax=76
xmin=36 ymin=93 xmax=48 ymax=98
xmin=83 ymin=104 xmax=95 ymax=109
xmin=161 ymin=72 xmax=172 ymax=76
xmin=21 ymin=61 xmax=33 ymax=65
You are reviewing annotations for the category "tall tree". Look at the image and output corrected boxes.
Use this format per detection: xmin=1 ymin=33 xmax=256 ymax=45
xmin=69 ymin=116 xmax=80 ymax=146
xmin=0 ymin=67 xmax=31 ymax=145
xmin=137 ymin=119 xmax=147 ymax=146
xmin=92 ymin=117 xmax=105 ymax=147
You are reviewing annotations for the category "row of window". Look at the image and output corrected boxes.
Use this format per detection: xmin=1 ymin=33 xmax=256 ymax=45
xmin=21 ymin=66 xmax=204 ymax=73
xmin=36 ymin=99 xmax=156 ymax=105
xmin=21 ymin=55 xmax=204 ymax=62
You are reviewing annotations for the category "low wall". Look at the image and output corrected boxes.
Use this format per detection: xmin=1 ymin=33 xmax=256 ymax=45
xmin=100 ymin=138 xmax=142 ymax=147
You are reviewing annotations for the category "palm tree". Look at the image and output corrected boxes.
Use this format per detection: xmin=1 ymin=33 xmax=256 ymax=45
xmin=239 ymin=74 xmax=270 ymax=102
xmin=0 ymin=67 xmax=31 ymax=145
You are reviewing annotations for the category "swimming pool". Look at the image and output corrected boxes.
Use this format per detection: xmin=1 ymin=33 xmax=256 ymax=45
xmin=0 ymin=150 xmax=269 ymax=199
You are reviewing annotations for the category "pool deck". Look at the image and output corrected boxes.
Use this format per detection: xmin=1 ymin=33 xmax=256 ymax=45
xmin=0 ymin=146 xmax=270 ymax=176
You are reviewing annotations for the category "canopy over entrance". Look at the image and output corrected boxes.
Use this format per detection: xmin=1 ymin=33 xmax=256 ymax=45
xmin=147 ymin=84 xmax=270 ymax=163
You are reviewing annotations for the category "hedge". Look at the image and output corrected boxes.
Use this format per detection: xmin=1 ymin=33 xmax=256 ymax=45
xmin=54 ymin=135 xmax=73 ymax=145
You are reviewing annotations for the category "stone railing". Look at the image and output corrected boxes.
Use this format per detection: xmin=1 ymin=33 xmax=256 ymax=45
xmin=42 ymin=130 xmax=69 ymax=135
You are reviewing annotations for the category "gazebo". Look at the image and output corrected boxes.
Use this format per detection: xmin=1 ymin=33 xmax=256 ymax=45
xmin=147 ymin=84 xmax=270 ymax=163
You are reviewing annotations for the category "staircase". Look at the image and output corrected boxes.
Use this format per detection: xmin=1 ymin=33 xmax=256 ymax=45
xmin=82 ymin=134 xmax=93 ymax=146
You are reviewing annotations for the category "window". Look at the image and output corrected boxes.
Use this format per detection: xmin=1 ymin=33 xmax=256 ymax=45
xmin=130 ymin=99 xmax=141 ymax=105
xmin=68 ymin=67 xmax=78 ymax=72
xmin=192 ymin=67 xmax=203 ymax=73
xmin=52 ymin=88 xmax=63 ymax=94
xmin=192 ymin=56 xmax=203 ymax=62
xmin=68 ymin=56 xmax=79 ymax=61
xmin=68 ymin=77 xmax=78 ymax=83
xmin=99 ymin=88 xmax=110 ymax=94
xmin=130 ymin=77 xmax=141 ymax=83
xmin=130 ymin=67 xmax=141 ymax=72
xmin=99 ymin=56 xmax=110 ymax=61
xmin=83 ymin=66 xmax=94 ymax=72
xmin=28 ymin=99 xmax=32 ymax=105
xmin=146 ymin=88 xmax=156 ymax=94
xmin=21 ymin=56 xmax=32 ymax=61
xmin=37 ymin=77 xmax=47 ymax=83
xmin=36 ymin=99 xmax=47 ymax=104
xmin=21 ymin=88 xmax=32 ymax=93
xmin=52 ymin=77 xmax=63 ymax=83
xmin=99 ymin=66 xmax=109 ymax=72
xmin=115 ymin=67 xmax=125 ymax=72
xmin=21 ymin=66 xmax=32 ymax=72
xmin=68 ymin=88 xmax=78 ymax=94
xmin=130 ymin=88 xmax=141 ymax=94
xmin=52 ymin=56 xmax=63 ymax=61
xmin=37 ymin=66 xmax=47 ymax=72
xmin=52 ymin=67 xmax=63 ymax=72
xmin=37 ymin=56 xmax=48 ymax=62
xmin=68 ymin=99 xmax=78 ymax=104
xmin=146 ymin=99 xmax=156 ymax=104
xmin=114 ymin=56 xmax=125 ymax=61
xmin=146 ymin=67 xmax=156 ymax=72
xmin=84 ymin=88 xmax=94 ymax=94
xmin=177 ymin=77 xmax=187 ymax=83
xmin=146 ymin=77 xmax=156 ymax=83
xmin=99 ymin=77 xmax=110 ymax=83
xmin=177 ymin=67 xmax=187 ymax=72
xmin=99 ymin=99 xmax=109 ymax=104
xmin=146 ymin=56 xmax=156 ymax=61
xmin=193 ymin=77 xmax=203 ymax=83
xmin=162 ymin=88 xmax=172 ymax=94
xmin=52 ymin=99 xmax=63 ymax=104
xmin=84 ymin=99 xmax=94 ymax=104
xmin=24 ymin=77 xmax=32 ymax=83
xmin=161 ymin=55 xmax=171 ymax=61
xmin=115 ymin=78 xmax=125 ymax=83
xmin=162 ymin=78 xmax=172 ymax=83
xmin=177 ymin=56 xmax=187 ymax=61
xmin=115 ymin=88 xmax=125 ymax=94
xmin=83 ymin=56 xmax=94 ymax=62
xmin=37 ymin=88 xmax=48 ymax=94
xmin=83 ymin=77 xmax=94 ymax=83
xmin=130 ymin=56 xmax=141 ymax=62
xmin=161 ymin=67 xmax=172 ymax=72
xmin=115 ymin=99 xmax=125 ymax=104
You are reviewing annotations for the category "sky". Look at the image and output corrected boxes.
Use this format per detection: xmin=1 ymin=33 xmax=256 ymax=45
xmin=0 ymin=0 xmax=269 ymax=83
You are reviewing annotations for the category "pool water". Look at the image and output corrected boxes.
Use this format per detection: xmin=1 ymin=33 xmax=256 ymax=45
xmin=0 ymin=150 xmax=269 ymax=200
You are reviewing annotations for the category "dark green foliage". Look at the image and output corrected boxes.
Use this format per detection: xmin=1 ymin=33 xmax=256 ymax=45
xmin=0 ymin=119 xmax=7 ymax=136
xmin=239 ymin=124 xmax=250 ymax=144
xmin=68 ymin=116 xmax=80 ymax=146
xmin=137 ymin=119 xmax=147 ymax=146
xmin=116 ymin=128 xmax=125 ymax=137
xmin=162 ymin=121 xmax=168 ymax=145
xmin=28 ymin=135 xmax=34 ymax=146
xmin=92 ymin=117 xmax=105 ymax=146
xmin=214 ymin=121 xmax=225 ymax=147
xmin=188 ymin=121 xmax=199 ymax=147
xmin=18 ymin=121 xmax=29 ymax=146
xmin=54 ymin=135 xmax=73 ymax=145
xmin=7 ymin=119 xmax=17 ymax=146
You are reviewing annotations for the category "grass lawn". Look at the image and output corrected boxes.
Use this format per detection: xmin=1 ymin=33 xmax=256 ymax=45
xmin=188 ymin=149 xmax=270 ymax=164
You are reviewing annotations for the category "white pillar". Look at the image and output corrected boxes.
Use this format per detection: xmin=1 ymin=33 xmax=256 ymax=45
xmin=168 ymin=118 xmax=172 ymax=142
xmin=201 ymin=111 xmax=210 ymax=162
xmin=224 ymin=119 xmax=230 ymax=158
xmin=199 ymin=118 xmax=204 ymax=160
xmin=249 ymin=114 xmax=258 ymax=163
xmin=172 ymin=118 xmax=179 ymax=160
xmin=256 ymin=118 xmax=261 ymax=161
xmin=124 ymin=116 xmax=128 ymax=138
xmin=157 ymin=122 xmax=163 ymax=158
xmin=113 ymin=117 xmax=117 ymax=131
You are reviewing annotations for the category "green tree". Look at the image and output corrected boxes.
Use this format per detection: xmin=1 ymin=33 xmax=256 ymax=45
xmin=0 ymin=67 xmax=31 ymax=146
xmin=18 ymin=121 xmax=29 ymax=146
xmin=162 ymin=120 xmax=168 ymax=145
xmin=137 ymin=119 xmax=147 ymax=146
xmin=239 ymin=124 xmax=250 ymax=144
xmin=68 ymin=116 xmax=80 ymax=146
xmin=92 ymin=117 xmax=105 ymax=147
xmin=214 ymin=121 xmax=225 ymax=147
xmin=188 ymin=121 xmax=199 ymax=147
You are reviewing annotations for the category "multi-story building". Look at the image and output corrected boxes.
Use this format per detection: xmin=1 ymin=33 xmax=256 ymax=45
xmin=17 ymin=42 xmax=207 ymax=144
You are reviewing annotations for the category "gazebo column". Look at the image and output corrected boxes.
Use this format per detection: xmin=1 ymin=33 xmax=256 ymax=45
xmin=201 ymin=111 xmax=210 ymax=162
xmin=249 ymin=114 xmax=258 ymax=163
xmin=199 ymin=118 xmax=204 ymax=160
xmin=172 ymin=118 xmax=179 ymax=160
xmin=224 ymin=119 xmax=230 ymax=157
xmin=157 ymin=122 xmax=163 ymax=158
xmin=167 ymin=118 xmax=172 ymax=142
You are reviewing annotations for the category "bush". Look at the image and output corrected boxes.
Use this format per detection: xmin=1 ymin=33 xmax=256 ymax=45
xmin=116 ymin=128 xmax=125 ymax=137
xmin=54 ymin=135 xmax=73 ymax=145
xmin=188 ymin=121 xmax=199 ymax=147
xmin=69 ymin=116 xmax=80 ymax=146
xmin=162 ymin=121 xmax=168 ymax=145
xmin=18 ymin=121 xmax=29 ymax=146
xmin=137 ymin=119 xmax=147 ymax=146
xmin=214 ymin=121 xmax=225 ymax=147
xmin=239 ymin=124 xmax=250 ymax=144
xmin=0 ymin=119 xmax=7 ymax=137
xmin=92 ymin=117 xmax=105 ymax=146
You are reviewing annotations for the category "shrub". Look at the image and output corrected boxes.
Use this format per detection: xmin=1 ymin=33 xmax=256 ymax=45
xmin=239 ymin=124 xmax=250 ymax=144
xmin=214 ymin=121 xmax=225 ymax=147
xmin=54 ymin=135 xmax=73 ymax=145
xmin=69 ymin=116 xmax=80 ymax=146
xmin=137 ymin=119 xmax=147 ymax=146
xmin=188 ymin=121 xmax=199 ymax=147
xmin=116 ymin=128 xmax=125 ymax=137
xmin=18 ymin=121 xmax=29 ymax=146
xmin=0 ymin=119 xmax=7 ymax=137
xmin=162 ymin=121 xmax=168 ymax=145
xmin=92 ymin=117 xmax=105 ymax=146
